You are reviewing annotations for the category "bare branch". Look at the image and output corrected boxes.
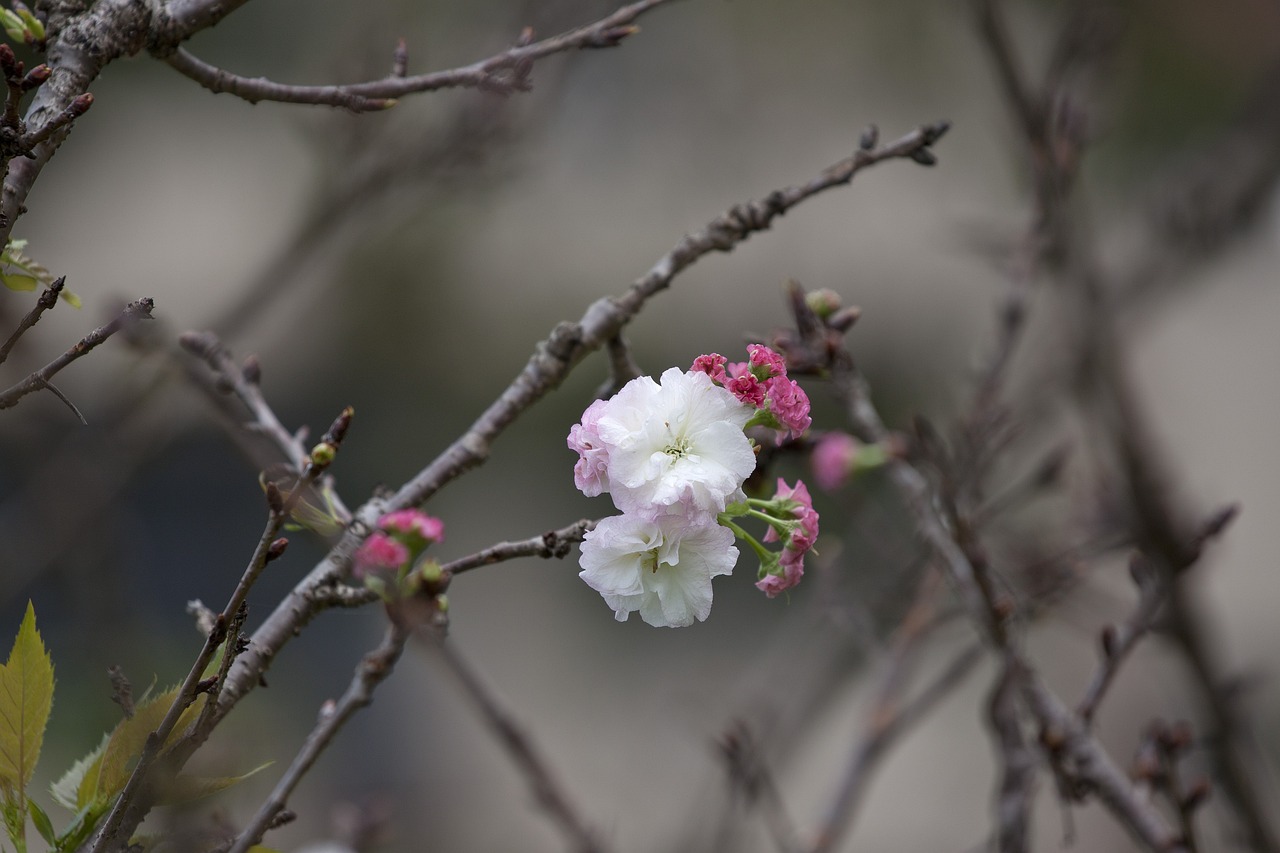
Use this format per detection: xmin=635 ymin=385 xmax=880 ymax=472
xmin=0 ymin=296 xmax=153 ymax=414
xmin=159 ymin=0 xmax=676 ymax=108
xmin=423 ymin=630 xmax=606 ymax=853
xmin=226 ymin=622 xmax=409 ymax=853
xmin=442 ymin=518 xmax=596 ymax=577
xmin=0 ymin=275 xmax=63 ymax=365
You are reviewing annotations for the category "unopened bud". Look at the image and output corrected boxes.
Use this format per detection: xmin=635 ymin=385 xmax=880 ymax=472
xmin=324 ymin=406 xmax=354 ymax=446
xmin=909 ymin=147 xmax=938 ymax=167
xmin=266 ymin=537 xmax=289 ymax=562
xmin=264 ymin=482 xmax=283 ymax=514
xmin=804 ymin=288 xmax=842 ymax=318
xmin=69 ymin=93 xmax=94 ymax=116
xmin=858 ymin=124 xmax=879 ymax=151
xmin=827 ymin=305 xmax=862 ymax=332
xmin=241 ymin=354 xmax=261 ymax=384
xmin=21 ymin=64 xmax=49 ymax=90
xmin=0 ymin=44 xmax=17 ymax=76
xmin=310 ymin=441 xmax=336 ymax=467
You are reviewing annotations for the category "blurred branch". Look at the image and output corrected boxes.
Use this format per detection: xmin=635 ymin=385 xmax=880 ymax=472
xmin=226 ymin=621 xmax=409 ymax=853
xmin=716 ymin=720 xmax=802 ymax=853
xmin=0 ymin=296 xmax=153 ymax=417
xmin=416 ymin=626 xmax=607 ymax=853
xmin=780 ymin=283 xmax=1187 ymax=851
xmin=160 ymin=0 xmax=675 ymax=109
xmin=1075 ymin=553 xmax=1167 ymax=725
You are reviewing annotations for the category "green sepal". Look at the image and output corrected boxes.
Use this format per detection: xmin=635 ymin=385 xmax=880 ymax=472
xmin=26 ymin=797 xmax=53 ymax=846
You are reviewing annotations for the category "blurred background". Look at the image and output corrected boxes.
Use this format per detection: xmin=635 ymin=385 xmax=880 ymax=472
xmin=1 ymin=0 xmax=1279 ymax=850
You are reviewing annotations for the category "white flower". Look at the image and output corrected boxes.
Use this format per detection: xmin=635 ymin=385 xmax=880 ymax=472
xmin=579 ymin=514 xmax=739 ymax=627
xmin=594 ymin=367 xmax=755 ymax=520
xmin=567 ymin=398 xmax=611 ymax=497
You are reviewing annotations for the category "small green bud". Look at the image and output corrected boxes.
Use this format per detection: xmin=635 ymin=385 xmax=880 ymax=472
xmin=435 ymin=594 xmax=449 ymax=613
xmin=804 ymin=289 xmax=842 ymax=319
xmin=310 ymin=441 xmax=337 ymax=467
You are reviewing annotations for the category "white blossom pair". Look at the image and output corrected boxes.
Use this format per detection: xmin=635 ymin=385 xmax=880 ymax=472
xmin=568 ymin=367 xmax=756 ymax=627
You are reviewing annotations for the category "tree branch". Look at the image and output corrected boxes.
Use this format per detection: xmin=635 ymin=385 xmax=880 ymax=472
xmin=159 ymin=0 xmax=675 ymax=109
xmin=0 ymin=296 xmax=153 ymax=414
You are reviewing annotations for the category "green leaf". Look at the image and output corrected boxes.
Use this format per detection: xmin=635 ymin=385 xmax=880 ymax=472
xmin=25 ymin=797 xmax=52 ymax=846
xmin=0 ymin=602 xmax=55 ymax=794
xmin=154 ymin=761 xmax=273 ymax=806
xmin=59 ymin=289 xmax=82 ymax=309
xmin=0 ymin=9 xmax=23 ymax=42
xmin=53 ymin=800 xmax=108 ymax=851
xmin=91 ymin=685 xmax=206 ymax=805
xmin=0 ymin=273 xmax=38 ymax=293
xmin=50 ymin=733 xmax=107 ymax=810
xmin=14 ymin=11 xmax=42 ymax=42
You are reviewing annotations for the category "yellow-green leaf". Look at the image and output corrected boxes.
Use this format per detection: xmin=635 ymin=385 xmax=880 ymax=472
xmin=155 ymin=761 xmax=273 ymax=806
xmin=27 ymin=794 xmax=54 ymax=845
xmin=0 ymin=602 xmax=55 ymax=793
xmin=92 ymin=685 xmax=206 ymax=805
xmin=51 ymin=732 xmax=108 ymax=810
xmin=0 ymin=272 xmax=38 ymax=292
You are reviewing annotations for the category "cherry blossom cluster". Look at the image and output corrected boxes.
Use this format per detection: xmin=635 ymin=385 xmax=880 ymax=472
xmin=691 ymin=344 xmax=812 ymax=439
xmin=352 ymin=508 xmax=446 ymax=600
xmin=568 ymin=346 xmax=819 ymax=627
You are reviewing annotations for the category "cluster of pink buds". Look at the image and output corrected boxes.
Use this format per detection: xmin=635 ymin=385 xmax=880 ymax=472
xmin=353 ymin=508 xmax=446 ymax=601
xmin=692 ymin=344 xmax=812 ymax=440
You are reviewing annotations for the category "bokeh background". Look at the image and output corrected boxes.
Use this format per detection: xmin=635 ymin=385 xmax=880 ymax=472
xmin=2 ymin=0 xmax=1279 ymax=850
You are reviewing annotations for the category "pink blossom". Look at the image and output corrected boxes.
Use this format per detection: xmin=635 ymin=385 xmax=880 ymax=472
xmin=691 ymin=353 xmax=728 ymax=385
xmin=726 ymin=373 xmax=766 ymax=407
xmin=763 ymin=478 xmax=819 ymax=546
xmin=747 ymin=344 xmax=787 ymax=378
xmin=379 ymin=508 xmax=445 ymax=545
xmin=568 ymin=398 xmax=612 ymax=497
xmin=765 ymin=376 xmax=812 ymax=437
xmin=812 ymin=432 xmax=861 ymax=491
xmin=353 ymin=532 xmax=410 ymax=579
xmin=756 ymin=558 xmax=804 ymax=598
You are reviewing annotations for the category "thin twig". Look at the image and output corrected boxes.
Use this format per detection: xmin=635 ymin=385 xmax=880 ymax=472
xmin=160 ymin=0 xmax=675 ymax=108
xmin=442 ymin=518 xmax=596 ymax=576
xmin=226 ymin=622 xmax=409 ymax=853
xmin=808 ymin=642 xmax=985 ymax=853
xmin=0 ymin=296 xmax=153 ymax=413
xmin=424 ymin=631 xmax=605 ymax=853
xmin=716 ymin=720 xmax=802 ymax=853
xmin=177 ymin=330 xmax=352 ymax=525
xmin=0 ymin=275 xmax=62 ymax=366
xmin=989 ymin=660 xmax=1035 ymax=853
xmin=1075 ymin=554 xmax=1166 ymax=725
